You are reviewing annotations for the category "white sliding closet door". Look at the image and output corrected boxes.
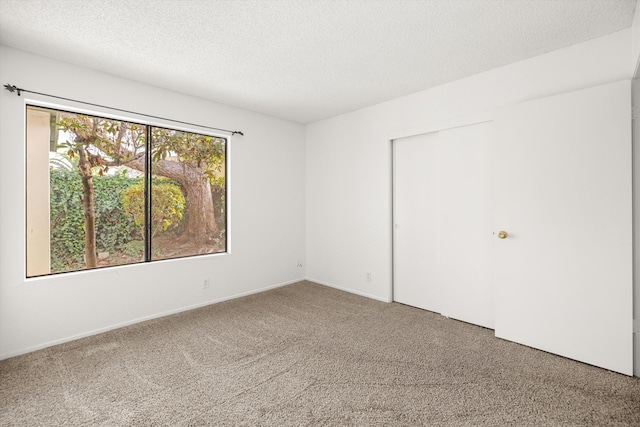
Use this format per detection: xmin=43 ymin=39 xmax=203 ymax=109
xmin=393 ymin=122 xmax=494 ymax=328
xmin=493 ymin=80 xmax=633 ymax=375
xmin=438 ymin=123 xmax=494 ymax=329
xmin=393 ymin=131 xmax=443 ymax=314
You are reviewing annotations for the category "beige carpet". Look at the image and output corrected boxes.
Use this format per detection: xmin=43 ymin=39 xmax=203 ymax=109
xmin=1 ymin=281 xmax=639 ymax=426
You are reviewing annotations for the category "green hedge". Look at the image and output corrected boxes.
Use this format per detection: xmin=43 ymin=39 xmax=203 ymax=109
xmin=121 ymin=181 xmax=185 ymax=237
xmin=50 ymin=170 xmax=142 ymax=270
xmin=49 ymin=169 xmax=223 ymax=271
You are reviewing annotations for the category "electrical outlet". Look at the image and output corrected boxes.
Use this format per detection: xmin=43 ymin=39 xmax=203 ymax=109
xmin=202 ymin=279 xmax=210 ymax=289
xmin=366 ymin=272 xmax=371 ymax=282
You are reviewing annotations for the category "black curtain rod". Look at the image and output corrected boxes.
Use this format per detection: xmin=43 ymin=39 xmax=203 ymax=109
xmin=3 ymin=84 xmax=244 ymax=136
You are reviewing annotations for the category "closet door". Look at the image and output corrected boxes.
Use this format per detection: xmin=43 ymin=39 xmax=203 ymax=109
xmin=393 ymin=131 xmax=443 ymax=314
xmin=393 ymin=122 xmax=494 ymax=329
xmin=493 ymin=80 xmax=633 ymax=375
xmin=438 ymin=123 xmax=494 ymax=329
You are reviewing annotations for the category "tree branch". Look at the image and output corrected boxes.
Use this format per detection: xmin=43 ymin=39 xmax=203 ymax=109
xmin=123 ymin=155 xmax=204 ymax=187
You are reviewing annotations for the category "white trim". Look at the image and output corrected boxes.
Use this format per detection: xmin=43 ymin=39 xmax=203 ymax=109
xmin=24 ymin=252 xmax=230 ymax=284
xmin=0 ymin=278 xmax=304 ymax=360
xmin=388 ymin=111 xmax=494 ymax=141
xmin=390 ymin=139 xmax=397 ymax=304
xmin=306 ymin=277 xmax=392 ymax=303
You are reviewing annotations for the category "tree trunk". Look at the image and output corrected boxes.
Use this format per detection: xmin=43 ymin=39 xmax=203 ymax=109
xmin=180 ymin=173 xmax=218 ymax=244
xmin=127 ymin=155 xmax=218 ymax=244
xmin=77 ymin=148 xmax=97 ymax=268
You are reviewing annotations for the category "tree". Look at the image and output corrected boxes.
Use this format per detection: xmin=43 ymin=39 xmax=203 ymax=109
xmin=125 ymin=127 xmax=225 ymax=245
xmin=57 ymin=113 xmax=224 ymax=268
xmin=58 ymin=114 xmax=144 ymax=267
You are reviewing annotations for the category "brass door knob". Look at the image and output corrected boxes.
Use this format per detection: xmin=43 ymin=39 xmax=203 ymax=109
xmin=497 ymin=230 xmax=508 ymax=239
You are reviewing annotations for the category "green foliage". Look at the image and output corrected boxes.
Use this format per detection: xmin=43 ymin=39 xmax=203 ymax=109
xmin=57 ymin=115 xmax=146 ymax=169
xmin=50 ymin=170 xmax=142 ymax=271
xmin=151 ymin=127 xmax=225 ymax=176
xmin=121 ymin=180 xmax=185 ymax=237
xmin=50 ymin=170 xmax=84 ymax=271
xmin=210 ymin=176 xmax=226 ymax=234
xmin=121 ymin=240 xmax=145 ymax=258
xmin=49 ymin=169 xmax=213 ymax=272
xmin=48 ymin=155 xmax=74 ymax=171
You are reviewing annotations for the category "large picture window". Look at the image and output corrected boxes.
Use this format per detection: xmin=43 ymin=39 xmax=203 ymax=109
xmin=26 ymin=105 xmax=227 ymax=277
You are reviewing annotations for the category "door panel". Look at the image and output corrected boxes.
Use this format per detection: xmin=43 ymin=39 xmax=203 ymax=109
xmin=393 ymin=122 xmax=494 ymax=328
xmin=393 ymin=132 xmax=443 ymax=313
xmin=438 ymin=123 xmax=494 ymax=328
xmin=493 ymin=80 xmax=633 ymax=375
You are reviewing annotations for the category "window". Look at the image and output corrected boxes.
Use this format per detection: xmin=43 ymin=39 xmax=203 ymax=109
xmin=26 ymin=105 xmax=227 ymax=277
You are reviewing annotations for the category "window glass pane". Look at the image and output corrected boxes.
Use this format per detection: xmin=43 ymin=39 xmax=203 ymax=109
xmin=26 ymin=106 xmax=147 ymax=277
xmin=150 ymin=127 xmax=226 ymax=260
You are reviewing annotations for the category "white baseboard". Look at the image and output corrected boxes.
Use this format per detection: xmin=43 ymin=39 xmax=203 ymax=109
xmin=0 ymin=277 xmax=304 ymax=360
xmin=306 ymin=277 xmax=392 ymax=303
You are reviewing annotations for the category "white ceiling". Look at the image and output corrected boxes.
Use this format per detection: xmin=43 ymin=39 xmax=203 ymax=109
xmin=0 ymin=0 xmax=637 ymax=124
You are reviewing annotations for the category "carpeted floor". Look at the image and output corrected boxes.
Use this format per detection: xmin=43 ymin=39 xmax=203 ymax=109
xmin=1 ymin=281 xmax=639 ymax=426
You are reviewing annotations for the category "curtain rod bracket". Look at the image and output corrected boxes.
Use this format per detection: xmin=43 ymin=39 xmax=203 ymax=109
xmin=4 ymin=84 xmax=22 ymax=96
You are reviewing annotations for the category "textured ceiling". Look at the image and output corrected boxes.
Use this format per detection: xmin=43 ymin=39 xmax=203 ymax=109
xmin=0 ymin=0 xmax=637 ymax=124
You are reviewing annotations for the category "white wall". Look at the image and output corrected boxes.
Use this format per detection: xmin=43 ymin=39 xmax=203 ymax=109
xmin=0 ymin=46 xmax=306 ymax=359
xmin=632 ymin=3 xmax=640 ymax=76
xmin=306 ymin=29 xmax=633 ymax=302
